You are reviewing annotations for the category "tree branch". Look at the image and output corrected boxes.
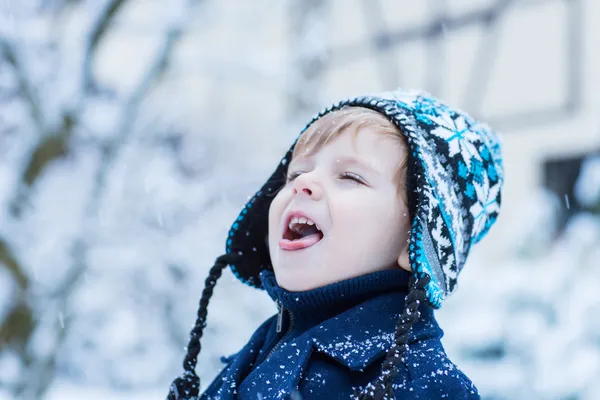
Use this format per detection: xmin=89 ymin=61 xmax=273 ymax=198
xmin=9 ymin=114 xmax=74 ymax=217
xmin=53 ymin=6 xmax=188 ymax=298
xmin=0 ymin=38 xmax=44 ymax=133
xmin=0 ymin=238 xmax=29 ymax=290
xmin=81 ymin=0 xmax=129 ymax=91
xmin=0 ymin=239 xmax=34 ymax=378
xmin=88 ymin=20 xmax=184 ymax=209
xmin=4 ymin=3 xmax=195 ymax=397
xmin=8 ymin=0 xmax=130 ymax=217
xmin=30 ymin=17 xmax=187 ymax=397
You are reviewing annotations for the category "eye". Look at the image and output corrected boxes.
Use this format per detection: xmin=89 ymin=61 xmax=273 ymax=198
xmin=286 ymin=171 xmax=303 ymax=182
xmin=286 ymin=171 xmax=365 ymax=184
xmin=340 ymin=172 xmax=365 ymax=184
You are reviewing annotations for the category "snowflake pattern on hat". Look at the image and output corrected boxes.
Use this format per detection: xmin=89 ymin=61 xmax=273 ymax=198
xmin=225 ymin=88 xmax=504 ymax=309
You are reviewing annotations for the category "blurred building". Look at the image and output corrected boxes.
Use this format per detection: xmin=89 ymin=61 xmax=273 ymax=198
xmin=101 ymin=0 xmax=599 ymax=260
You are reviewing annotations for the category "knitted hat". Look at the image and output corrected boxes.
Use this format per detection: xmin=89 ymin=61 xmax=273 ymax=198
xmin=167 ymin=88 xmax=504 ymax=399
xmin=225 ymin=88 xmax=503 ymax=309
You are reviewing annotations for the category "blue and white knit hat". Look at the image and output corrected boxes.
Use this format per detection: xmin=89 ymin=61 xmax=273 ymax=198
xmin=225 ymin=88 xmax=504 ymax=309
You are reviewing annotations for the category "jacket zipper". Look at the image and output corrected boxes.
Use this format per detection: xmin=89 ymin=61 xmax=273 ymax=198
xmin=265 ymin=300 xmax=294 ymax=361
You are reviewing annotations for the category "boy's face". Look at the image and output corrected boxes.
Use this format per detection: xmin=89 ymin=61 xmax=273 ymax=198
xmin=268 ymin=125 xmax=411 ymax=292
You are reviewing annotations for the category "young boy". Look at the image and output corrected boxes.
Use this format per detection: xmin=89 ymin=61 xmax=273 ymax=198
xmin=167 ymin=89 xmax=503 ymax=399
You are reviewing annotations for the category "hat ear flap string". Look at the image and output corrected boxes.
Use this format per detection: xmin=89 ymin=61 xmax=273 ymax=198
xmin=353 ymin=274 xmax=431 ymax=400
xmin=167 ymin=253 xmax=241 ymax=400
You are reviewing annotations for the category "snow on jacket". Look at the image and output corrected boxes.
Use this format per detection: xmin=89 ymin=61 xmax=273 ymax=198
xmin=200 ymin=268 xmax=479 ymax=400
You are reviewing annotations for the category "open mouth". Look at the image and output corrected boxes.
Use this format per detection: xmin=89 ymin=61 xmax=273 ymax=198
xmin=280 ymin=216 xmax=324 ymax=251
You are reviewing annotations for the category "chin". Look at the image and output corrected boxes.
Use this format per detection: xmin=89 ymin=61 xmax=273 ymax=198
xmin=273 ymin=270 xmax=318 ymax=292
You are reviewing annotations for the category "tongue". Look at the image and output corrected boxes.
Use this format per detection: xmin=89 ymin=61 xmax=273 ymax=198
xmin=279 ymin=232 xmax=322 ymax=251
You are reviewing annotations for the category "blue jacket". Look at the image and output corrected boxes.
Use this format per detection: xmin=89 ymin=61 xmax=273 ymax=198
xmin=200 ymin=269 xmax=479 ymax=399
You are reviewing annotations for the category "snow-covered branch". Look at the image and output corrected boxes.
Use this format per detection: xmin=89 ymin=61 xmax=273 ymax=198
xmin=8 ymin=0 xmax=130 ymax=218
xmin=0 ymin=37 xmax=44 ymax=133
xmin=1 ymin=2 xmax=195 ymax=397
xmin=81 ymin=0 xmax=129 ymax=92
xmin=55 ymin=8 xmax=187 ymax=303
xmin=51 ymin=0 xmax=189 ymax=337
xmin=0 ymin=238 xmax=28 ymax=291
xmin=87 ymin=12 xmax=186 ymax=218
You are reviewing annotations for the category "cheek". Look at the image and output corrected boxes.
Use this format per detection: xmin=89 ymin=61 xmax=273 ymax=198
xmin=268 ymin=201 xmax=278 ymax=232
xmin=387 ymin=201 xmax=411 ymax=247
xmin=334 ymin=193 xmax=405 ymax=239
xmin=332 ymin=194 xmax=380 ymax=231
xmin=268 ymin=190 xmax=288 ymax=232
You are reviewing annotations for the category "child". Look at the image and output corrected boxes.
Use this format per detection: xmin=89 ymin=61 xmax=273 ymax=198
xmin=167 ymin=89 xmax=503 ymax=399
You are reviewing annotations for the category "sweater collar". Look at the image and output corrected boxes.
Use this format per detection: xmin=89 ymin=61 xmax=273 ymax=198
xmin=260 ymin=268 xmax=411 ymax=330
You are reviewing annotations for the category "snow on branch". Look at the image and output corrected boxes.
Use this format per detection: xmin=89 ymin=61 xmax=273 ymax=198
xmin=81 ymin=0 xmax=129 ymax=92
xmin=2 ymin=2 xmax=194 ymax=396
xmin=0 ymin=37 xmax=44 ymax=133
xmin=0 ymin=237 xmax=29 ymax=291
xmin=8 ymin=0 xmax=131 ymax=218
xmin=87 ymin=16 xmax=186 ymax=219
xmin=53 ymin=0 xmax=189 ymax=320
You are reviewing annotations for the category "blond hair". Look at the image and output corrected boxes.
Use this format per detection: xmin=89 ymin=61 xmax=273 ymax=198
xmin=292 ymin=107 xmax=409 ymax=204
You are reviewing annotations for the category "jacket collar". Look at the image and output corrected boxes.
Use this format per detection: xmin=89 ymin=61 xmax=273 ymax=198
xmin=211 ymin=271 xmax=443 ymax=399
xmin=260 ymin=269 xmax=442 ymax=371
xmin=260 ymin=268 xmax=411 ymax=332
xmin=310 ymin=291 xmax=443 ymax=371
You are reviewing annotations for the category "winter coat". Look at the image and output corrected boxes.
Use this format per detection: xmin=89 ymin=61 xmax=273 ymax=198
xmin=200 ymin=268 xmax=480 ymax=400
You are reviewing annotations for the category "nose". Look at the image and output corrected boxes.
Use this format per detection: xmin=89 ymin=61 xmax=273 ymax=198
xmin=292 ymin=172 xmax=323 ymax=200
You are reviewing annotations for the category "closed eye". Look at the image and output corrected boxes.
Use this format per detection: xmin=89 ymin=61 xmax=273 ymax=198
xmin=339 ymin=172 xmax=365 ymax=184
xmin=286 ymin=171 xmax=303 ymax=183
xmin=286 ymin=171 xmax=365 ymax=184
